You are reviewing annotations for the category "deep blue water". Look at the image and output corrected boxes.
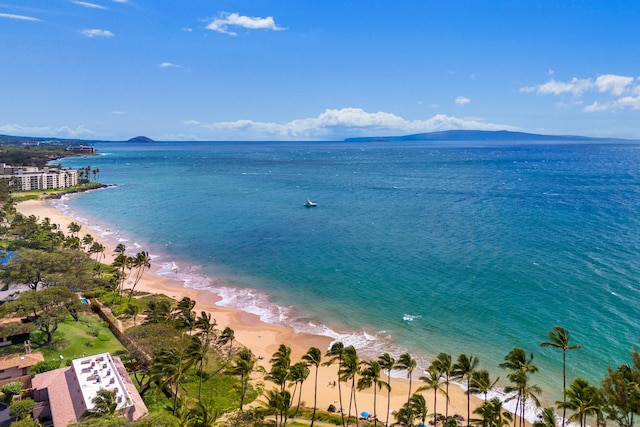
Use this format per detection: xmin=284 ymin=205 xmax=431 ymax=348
xmin=55 ymin=140 xmax=640 ymax=402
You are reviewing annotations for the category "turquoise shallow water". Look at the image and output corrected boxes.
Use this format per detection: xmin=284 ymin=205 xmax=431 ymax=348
xmin=55 ymin=140 xmax=640 ymax=405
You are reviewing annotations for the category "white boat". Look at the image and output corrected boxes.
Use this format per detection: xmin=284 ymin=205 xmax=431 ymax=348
xmin=304 ymin=197 xmax=317 ymax=207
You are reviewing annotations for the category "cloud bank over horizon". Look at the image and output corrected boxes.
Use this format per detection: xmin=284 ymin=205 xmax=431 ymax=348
xmin=1 ymin=108 xmax=517 ymax=141
xmin=182 ymin=108 xmax=516 ymax=140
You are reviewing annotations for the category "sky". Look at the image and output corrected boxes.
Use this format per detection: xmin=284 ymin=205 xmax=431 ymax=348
xmin=2 ymin=1 xmax=640 ymax=141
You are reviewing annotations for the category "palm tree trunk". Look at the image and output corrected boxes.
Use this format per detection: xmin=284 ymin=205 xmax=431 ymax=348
xmin=562 ymin=350 xmax=567 ymax=427
xmin=386 ymin=371 xmax=392 ymax=427
xmin=466 ymin=378 xmax=471 ymax=427
xmin=173 ymin=379 xmax=180 ymax=415
xmin=293 ymin=382 xmax=303 ymax=420
xmin=433 ymin=389 xmax=438 ymax=427
xmin=353 ymin=378 xmax=359 ymax=427
xmin=373 ymin=386 xmax=378 ymax=427
xmin=311 ymin=366 xmax=319 ymax=427
xmin=512 ymin=395 xmax=520 ymax=427
xmin=445 ymin=381 xmax=450 ymax=420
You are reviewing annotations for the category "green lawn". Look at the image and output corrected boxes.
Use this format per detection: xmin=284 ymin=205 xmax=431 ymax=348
xmin=39 ymin=313 xmax=126 ymax=362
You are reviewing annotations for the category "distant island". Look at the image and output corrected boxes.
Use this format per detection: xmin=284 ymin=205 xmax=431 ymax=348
xmin=127 ymin=136 xmax=155 ymax=143
xmin=344 ymin=129 xmax=632 ymax=142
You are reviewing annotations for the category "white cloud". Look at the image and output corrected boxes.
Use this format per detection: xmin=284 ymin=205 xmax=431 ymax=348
xmin=537 ymin=78 xmax=592 ymax=96
xmin=455 ymin=96 xmax=471 ymax=105
xmin=583 ymin=102 xmax=607 ymax=112
xmin=614 ymin=96 xmax=640 ymax=110
xmin=595 ymin=74 xmax=633 ymax=96
xmin=206 ymin=12 xmax=285 ymax=36
xmin=81 ymin=29 xmax=114 ymax=38
xmin=521 ymin=74 xmax=640 ymax=113
xmin=72 ymin=1 xmax=107 ymax=10
xmin=159 ymin=62 xmax=180 ymax=68
xmin=112 ymin=0 xmax=127 ymax=3
xmin=183 ymin=108 xmax=514 ymax=140
xmin=0 ymin=124 xmax=96 ymax=138
xmin=0 ymin=12 xmax=41 ymax=21
xmin=111 ymin=111 xmax=126 ymax=115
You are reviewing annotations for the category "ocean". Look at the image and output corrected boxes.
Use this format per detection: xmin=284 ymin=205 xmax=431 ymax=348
xmin=54 ymin=140 xmax=640 ymax=406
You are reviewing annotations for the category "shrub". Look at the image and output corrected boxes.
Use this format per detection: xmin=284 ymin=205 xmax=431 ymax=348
xmin=9 ymin=397 xmax=35 ymax=420
xmin=31 ymin=359 xmax=61 ymax=374
xmin=1 ymin=381 xmax=22 ymax=403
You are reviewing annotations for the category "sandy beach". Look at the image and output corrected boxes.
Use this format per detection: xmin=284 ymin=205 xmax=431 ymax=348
xmin=16 ymin=198 xmax=483 ymax=423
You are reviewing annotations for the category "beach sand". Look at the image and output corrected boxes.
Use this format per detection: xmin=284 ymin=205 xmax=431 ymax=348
xmin=16 ymin=198 xmax=484 ymax=423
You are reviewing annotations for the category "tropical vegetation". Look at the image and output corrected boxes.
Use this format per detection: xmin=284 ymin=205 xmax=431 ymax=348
xmin=4 ymin=161 xmax=640 ymax=427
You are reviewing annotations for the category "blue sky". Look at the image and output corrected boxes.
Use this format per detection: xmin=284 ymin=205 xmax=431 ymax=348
xmin=1 ymin=1 xmax=640 ymax=141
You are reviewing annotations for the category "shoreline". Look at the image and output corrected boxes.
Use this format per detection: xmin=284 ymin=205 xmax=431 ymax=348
xmin=15 ymin=197 xmax=490 ymax=423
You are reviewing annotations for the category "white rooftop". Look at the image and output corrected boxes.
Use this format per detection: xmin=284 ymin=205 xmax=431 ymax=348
xmin=71 ymin=352 xmax=134 ymax=412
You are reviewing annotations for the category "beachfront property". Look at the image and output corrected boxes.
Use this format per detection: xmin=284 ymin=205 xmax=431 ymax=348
xmin=31 ymin=352 xmax=148 ymax=426
xmin=65 ymin=145 xmax=95 ymax=155
xmin=0 ymin=162 xmax=78 ymax=191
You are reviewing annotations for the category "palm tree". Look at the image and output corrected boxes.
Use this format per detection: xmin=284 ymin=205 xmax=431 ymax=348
xmin=124 ymin=303 xmax=140 ymax=326
xmin=379 ymin=353 xmax=396 ymax=427
xmin=268 ymin=344 xmax=292 ymax=392
xmin=111 ymin=252 xmax=131 ymax=301
xmin=88 ymin=241 xmax=105 ymax=263
xmin=193 ymin=399 xmax=223 ymax=427
xmin=174 ymin=297 xmax=197 ymax=331
xmin=128 ymin=251 xmax=151 ymax=301
xmin=288 ymin=361 xmax=310 ymax=420
xmin=217 ymin=326 xmax=235 ymax=359
xmin=187 ymin=334 xmax=211 ymax=401
xmin=395 ymin=353 xmax=418 ymax=406
xmin=469 ymin=369 xmax=499 ymax=403
xmin=418 ymin=365 xmax=445 ymax=427
xmin=409 ymin=393 xmax=429 ymax=427
xmin=504 ymin=370 xmax=542 ymax=427
xmin=540 ymin=326 xmax=582 ymax=427
xmin=358 ymin=360 xmax=389 ymax=427
xmin=392 ymin=404 xmax=415 ymax=427
xmin=86 ymin=389 xmax=118 ymax=418
xmin=196 ymin=311 xmax=218 ymax=341
xmin=264 ymin=388 xmax=292 ymax=427
xmin=303 ymin=346 xmax=323 ymax=427
xmin=533 ymin=407 xmax=558 ymax=427
xmin=557 ymin=378 xmax=601 ymax=427
xmin=229 ymin=347 xmax=257 ymax=411
xmin=325 ymin=342 xmax=347 ymax=427
xmin=471 ymin=398 xmax=513 ymax=427
xmin=81 ymin=234 xmax=94 ymax=251
xmin=453 ymin=353 xmax=480 ymax=427
xmin=432 ymin=352 xmax=454 ymax=419
xmin=67 ymin=221 xmax=81 ymax=237
xmin=151 ymin=346 xmax=194 ymax=415
xmin=500 ymin=348 xmax=539 ymax=427
xmin=340 ymin=346 xmax=361 ymax=427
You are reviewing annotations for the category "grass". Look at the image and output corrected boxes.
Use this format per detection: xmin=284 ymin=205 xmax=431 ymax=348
xmin=38 ymin=313 xmax=126 ymax=362
xmin=11 ymin=183 xmax=105 ymax=202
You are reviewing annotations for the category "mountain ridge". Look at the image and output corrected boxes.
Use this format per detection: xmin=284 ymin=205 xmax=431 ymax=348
xmin=344 ymin=130 xmax=632 ymax=142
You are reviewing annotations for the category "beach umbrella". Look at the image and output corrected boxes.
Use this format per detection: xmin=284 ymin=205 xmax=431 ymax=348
xmin=361 ymin=412 xmax=370 ymax=418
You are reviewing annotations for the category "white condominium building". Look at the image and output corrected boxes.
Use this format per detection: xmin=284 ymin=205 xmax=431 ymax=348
xmin=0 ymin=163 xmax=79 ymax=191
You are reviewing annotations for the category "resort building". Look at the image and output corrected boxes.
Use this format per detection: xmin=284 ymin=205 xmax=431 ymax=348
xmin=0 ymin=163 xmax=78 ymax=191
xmin=31 ymin=352 xmax=148 ymax=426
xmin=66 ymin=145 xmax=96 ymax=154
